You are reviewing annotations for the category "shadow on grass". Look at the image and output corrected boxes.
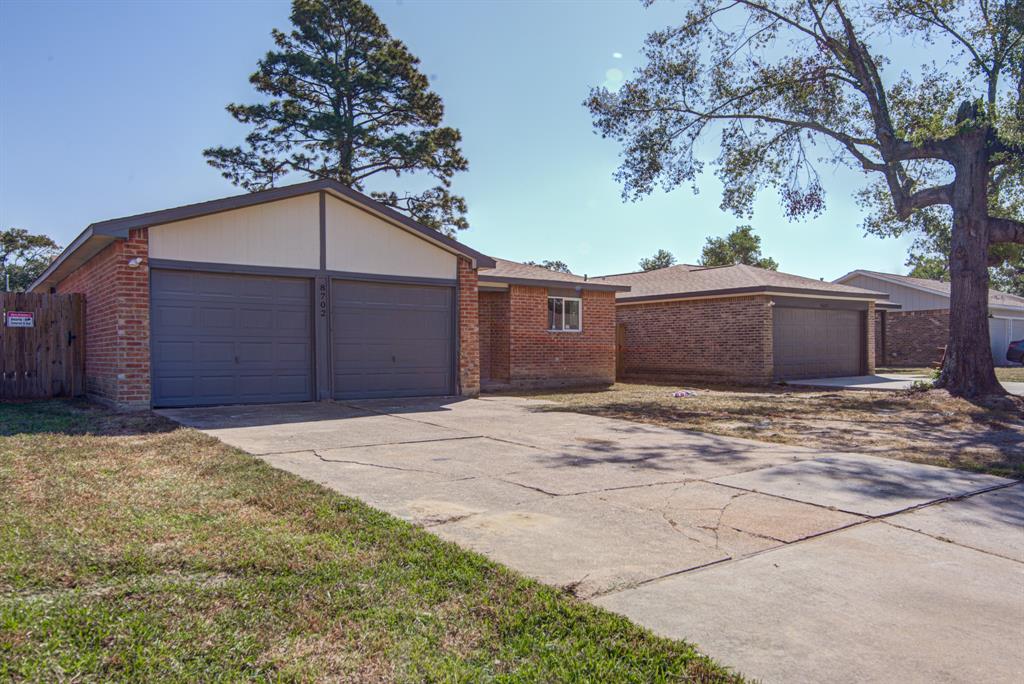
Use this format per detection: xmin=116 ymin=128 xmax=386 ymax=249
xmin=0 ymin=400 xmax=178 ymax=437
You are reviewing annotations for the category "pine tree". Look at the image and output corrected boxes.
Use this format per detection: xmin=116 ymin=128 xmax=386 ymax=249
xmin=204 ymin=0 xmax=469 ymax=235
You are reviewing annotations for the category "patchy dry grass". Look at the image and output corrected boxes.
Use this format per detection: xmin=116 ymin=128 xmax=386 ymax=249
xmin=521 ymin=383 xmax=1024 ymax=478
xmin=877 ymin=366 xmax=1024 ymax=383
xmin=0 ymin=400 xmax=742 ymax=683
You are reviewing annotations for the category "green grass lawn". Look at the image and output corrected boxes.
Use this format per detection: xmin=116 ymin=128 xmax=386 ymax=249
xmin=0 ymin=401 xmax=741 ymax=683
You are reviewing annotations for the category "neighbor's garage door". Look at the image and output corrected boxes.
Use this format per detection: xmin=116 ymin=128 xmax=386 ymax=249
xmin=151 ymin=269 xmax=314 ymax=407
xmin=773 ymin=307 xmax=863 ymax=379
xmin=331 ymin=279 xmax=453 ymax=399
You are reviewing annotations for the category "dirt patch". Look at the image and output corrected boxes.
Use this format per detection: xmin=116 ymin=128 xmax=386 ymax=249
xmin=517 ymin=383 xmax=1024 ymax=478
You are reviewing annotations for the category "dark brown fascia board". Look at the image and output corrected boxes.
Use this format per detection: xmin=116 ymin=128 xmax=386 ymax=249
xmin=478 ymin=274 xmax=630 ymax=292
xmin=28 ymin=227 xmax=117 ymax=292
xmin=615 ymin=285 xmax=890 ymax=303
xmin=87 ymin=178 xmax=496 ymax=268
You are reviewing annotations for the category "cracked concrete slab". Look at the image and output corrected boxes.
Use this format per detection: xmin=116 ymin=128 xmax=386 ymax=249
xmin=594 ymin=522 xmax=1024 ymax=684
xmin=594 ymin=481 xmax=865 ymax=556
xmin=312 ymin=436 xmax=550 ymax=479
xmin=163 ymin=396 xmax=1024 ymax=682
xmin=356 ymin=395 xmax=822 ymax=461
xmin=886 ymin=483 xmax=1024 ymax=562
xmin=161 ymin=402 xmax=471 ymax=455
xmin=712 ymin=452 xmax=1013 ymax=517
xmin=432 ymin=494 xmax=729 ymax=598
xmin=259 ymin=451 xmax=547 ymax=526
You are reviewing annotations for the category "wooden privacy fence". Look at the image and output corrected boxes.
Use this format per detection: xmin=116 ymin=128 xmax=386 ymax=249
xmin=615 ymin=322 xmax=627 ymax=380
xmin=1 ymin=292 xmax=85 ymax=400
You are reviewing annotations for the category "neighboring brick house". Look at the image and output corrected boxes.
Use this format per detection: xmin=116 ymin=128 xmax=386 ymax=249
xmin=834 ymin=270 xmax=1024 ymax=367
xmin=476 ymin=259 xmax=626 ymax=390
xmin=29 ymin=180 xmax=629 ymax=409
xmin=594 ymin=264 xmax=887 ymax=383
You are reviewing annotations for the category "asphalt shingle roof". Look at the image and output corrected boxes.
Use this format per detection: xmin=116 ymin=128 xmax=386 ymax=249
xmin=594 ymin=264 xmax=887 ymax=301
xmin=479 ymin=258 xmax=629 ymax=291
xmin=843 ymin=270 xmax=1024 ymax=310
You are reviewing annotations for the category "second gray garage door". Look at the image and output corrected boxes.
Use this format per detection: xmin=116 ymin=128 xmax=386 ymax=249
xmin=773 ymin=306 xmax=864 ymax=380
xmin=332 ymin=279 xmax=454 ymax=399
xmin=151 ymin=269 xmax=314 ymax=407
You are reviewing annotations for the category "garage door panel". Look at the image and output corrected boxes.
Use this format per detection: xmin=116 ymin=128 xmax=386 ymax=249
xmin=334 ymin=350 xmax=450 ymax=370
xmin=773 ymin=307 xmax=863 ymax=380
xmin=334 ymin=310 xmax=451 ymax=338
xmin=335 ymin=370 xmax=452 ymax=396
xmin=331 ymin=279 xmax=453 ymax=399
xmin=151 ymin=270 xmax=314 ymax=407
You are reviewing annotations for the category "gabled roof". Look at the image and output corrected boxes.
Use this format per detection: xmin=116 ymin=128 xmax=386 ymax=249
xmin=834 ymin=269 xmax=1024 ymax=311
xmin=594 ymin=263 xmax=889 ymax=303
xmin=30 ymin=179 xmax=495 ymax=291
xmin=479 ymin=258 xmax=629 ymax=292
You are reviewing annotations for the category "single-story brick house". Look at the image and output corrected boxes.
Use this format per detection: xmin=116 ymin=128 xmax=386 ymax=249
xmin=593 ymin=264 xmax=890 ymax=383
xmin=29 ymin=180 xmax=627 ymax=410
xmin=476 ymin=259 xmax=628 ymax=390
xmin=834 ymin=270 xmax=1024 ymax=367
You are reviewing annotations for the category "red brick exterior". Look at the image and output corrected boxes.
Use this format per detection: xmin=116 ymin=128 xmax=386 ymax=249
xmin=616 ymin=296 xmax=775 ymax=384
xmin=876 ymin=308 xmax=949 ymax=367
xmin=478 ymin=285 xmax=616 ymax=390
xmin=865 ymin=301 xmax=877 ymax=375
xmin=457 ymin=258 xmax=481 ymax=397
xmin=56 ymin=228 xmax=151 ymax=409
xmin=479 ymin=290 xmax=511 ymax=385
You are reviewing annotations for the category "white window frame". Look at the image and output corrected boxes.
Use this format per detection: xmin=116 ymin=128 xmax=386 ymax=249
xmin=547 ymin=296 xmax=583 ymax=332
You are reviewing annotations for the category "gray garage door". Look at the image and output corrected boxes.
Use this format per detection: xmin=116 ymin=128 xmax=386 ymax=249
xmin=151 ymin=269 xmax=314 ymax=407
xmin=332 ymin=279 xmax=453 ymax=399
xmin=773 ymin=307 xmax=864 ymax=380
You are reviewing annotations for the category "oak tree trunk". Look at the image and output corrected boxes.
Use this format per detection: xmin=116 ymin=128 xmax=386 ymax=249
xmin=936 ymin=132 xmax=1003 ymax=397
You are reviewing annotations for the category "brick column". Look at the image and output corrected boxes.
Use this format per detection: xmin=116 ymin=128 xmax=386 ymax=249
xmin=457 ymin=258 xmax=480 ymax=397
xmin=865 ymin=301 xmax=876 ymax=375
xmin=117 ymin=228 xmax=151 ymax=409
xmin=56 ymin=228 xmax=151 ymax=410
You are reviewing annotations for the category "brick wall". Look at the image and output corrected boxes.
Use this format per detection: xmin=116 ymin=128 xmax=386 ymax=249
xmin=56 ymin=228 xmax=151 ymax=409
xmin=479 ymin=290 xmax=510 ymax=385
xmin=865 ymin=301 xmax=876 ymax=374
xmin=502 ymin=285 xmax=616 ymax=389
xmin=876 ymin=308 xmax=949 ymax=366
xmin=616 ymin=295 xmax=774 ymax=384
xmin=457 ymin=258 xmax=480 ymax=397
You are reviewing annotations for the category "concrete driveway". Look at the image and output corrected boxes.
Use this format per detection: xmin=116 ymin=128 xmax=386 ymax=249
xmin=161 ymin=396 xmax=1024 ymax=684
xmin=793 ymin=373 xmax=1024 ymax=396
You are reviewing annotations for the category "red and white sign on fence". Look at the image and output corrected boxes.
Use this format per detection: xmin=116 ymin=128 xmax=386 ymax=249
xmin=5 ymin=311 xmax=35 ymax=328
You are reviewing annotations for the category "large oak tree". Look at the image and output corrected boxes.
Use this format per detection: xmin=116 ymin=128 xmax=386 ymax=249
xmin=588 ymin=0 xmax=1023 ymax=397
xmin=204 ymin=0 xmax=469 ymax=235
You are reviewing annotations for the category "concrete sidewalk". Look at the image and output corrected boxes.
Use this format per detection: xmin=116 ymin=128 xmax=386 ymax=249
xmin=791 ymin=373 xmax=1024 ymax=396
xmin=161 ymin=397 xmax=1024 ymax=683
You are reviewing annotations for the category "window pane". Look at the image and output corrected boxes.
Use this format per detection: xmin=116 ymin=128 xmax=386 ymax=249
xmin=548 ymin=297 xmax=562 ymax=330
xmin=564 ymin=300 xmax=580 ymax=330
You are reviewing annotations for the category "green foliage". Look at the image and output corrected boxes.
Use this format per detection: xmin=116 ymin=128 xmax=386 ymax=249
xmin=699 ymin=226 xmax=779 ymax=270
xmin=910 ymin=379 xmax=936 ymax=392
xmin=1 ymin=228 xmax=60 ymax=292
xmin=638 ymin=249 xmax=676 ymax=271
xmin=524 ymin=259 xmax=571 ymax=273
xmin=203 ymin=0 xmax=469 ymax=235
xmin=586 ymin=0 xmax=1022 ymax=237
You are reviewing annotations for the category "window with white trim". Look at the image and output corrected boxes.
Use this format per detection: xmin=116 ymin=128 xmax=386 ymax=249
xmin=547 ymin=296 xmax=582 ymax=332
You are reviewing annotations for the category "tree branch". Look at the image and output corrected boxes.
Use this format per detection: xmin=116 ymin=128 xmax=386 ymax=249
xmin=889 ymin=181 xmax=954 ymax=219
xmin=989 ymin=216 xmax=1024 ymax=244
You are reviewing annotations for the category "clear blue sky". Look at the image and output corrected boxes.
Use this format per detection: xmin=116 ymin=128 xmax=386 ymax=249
xmin=0 ymin=0 xmax=915 ymax=280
